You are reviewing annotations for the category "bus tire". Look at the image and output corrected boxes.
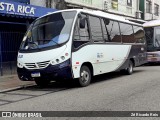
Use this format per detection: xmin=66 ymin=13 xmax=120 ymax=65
xmin=125 ymin=60 xmax=133 ymax=75
xmin=35 ymin=78 xmax=50 ymax=87
xmin=78 ymin=66 xmax=91 ymax=87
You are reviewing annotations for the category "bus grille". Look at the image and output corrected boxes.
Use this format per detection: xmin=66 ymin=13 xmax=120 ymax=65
xmin=25 ymin=61 xmax=50 ymax=69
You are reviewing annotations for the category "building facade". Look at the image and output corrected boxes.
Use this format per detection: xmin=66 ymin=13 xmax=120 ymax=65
xmin=140 ymin=0 xmax=160 ymax=20
xmin=0 ymin=0 xmax=56 ymax=76
xmin=63 ymin=0 xmax=160 ymax=20
xmin=63 ymin=0 xmax=141 ymax=19
xmin=30 ymin=0 xmax=66 ymax=9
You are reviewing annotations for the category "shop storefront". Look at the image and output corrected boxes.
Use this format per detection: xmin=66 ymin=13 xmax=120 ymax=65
xmin=0 ymin=0 xmax=57 ymax=76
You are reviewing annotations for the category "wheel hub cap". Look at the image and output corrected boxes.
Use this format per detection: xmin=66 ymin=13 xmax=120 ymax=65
xmin=81 ymin=71 xmax=89 ymax=83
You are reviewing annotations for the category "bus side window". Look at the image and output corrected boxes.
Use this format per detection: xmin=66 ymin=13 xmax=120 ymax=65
xmin=106 ymin=20 xmax=121 ymax=43
xmin=133 ymin=26 xmax=145 ymax=44
xmin=73 ymin=14 xmax=90 ymax=48
xmin=119 ymin=23 xmax=135 ymax=43
xmin=89 ymin=16 xmax=103 ymax=42
xmin=101 ymin=18 xmax=111 ymax=42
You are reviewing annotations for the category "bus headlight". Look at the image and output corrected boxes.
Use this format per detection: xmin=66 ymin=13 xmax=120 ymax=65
xmin=50 ymin=60 xmax=55 ymax=65
xmin=61 ymin=56 xmax=65 ymax=60
xmin=17 ymin=62 xmax=23 ymax=68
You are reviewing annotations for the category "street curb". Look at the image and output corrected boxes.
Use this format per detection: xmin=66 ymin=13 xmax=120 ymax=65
xmin=0 ymin=84 xmax=35 ymax=93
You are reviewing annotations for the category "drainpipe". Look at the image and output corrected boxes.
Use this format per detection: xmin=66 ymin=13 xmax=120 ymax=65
xmin=152 ymin=0 xmax=154 ymax=20
xmin=46 ymin=0 xmax=52 ymax=8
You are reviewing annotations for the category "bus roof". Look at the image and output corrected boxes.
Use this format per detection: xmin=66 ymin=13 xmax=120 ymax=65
xmin=38 ymin=9 xmax=142 ymax=26
xmin=143 ymin=19 xmax=160 ymax=27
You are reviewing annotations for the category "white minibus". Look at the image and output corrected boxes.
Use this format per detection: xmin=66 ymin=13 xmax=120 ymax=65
xmin=17 ymin=9 xmax=147 ymax=87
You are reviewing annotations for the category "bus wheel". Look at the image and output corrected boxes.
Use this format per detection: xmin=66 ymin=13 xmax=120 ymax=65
xmin=78 ymin=66 xmax=91 ymax=87
xmin=125 ymin=60 xmax=133 ymax=75
xmin=35 ymin=79 xmax=50 ymax=87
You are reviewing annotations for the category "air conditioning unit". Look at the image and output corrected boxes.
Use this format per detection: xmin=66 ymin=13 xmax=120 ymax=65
xmin=136 ymin=11 xmax=142 ymax=19
xmin=104 ymin=0 xmax=108 ymax=11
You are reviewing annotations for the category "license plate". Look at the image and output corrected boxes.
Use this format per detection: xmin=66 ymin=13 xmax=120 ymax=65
xmin=31 ymin=72 xmax=41 ymax=77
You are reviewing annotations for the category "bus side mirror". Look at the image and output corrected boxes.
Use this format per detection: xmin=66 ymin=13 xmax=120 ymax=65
xmin=79 ymin=18 xmax=86 ymax=29
xmin=104 ymin=19 xmax=110 ymax=25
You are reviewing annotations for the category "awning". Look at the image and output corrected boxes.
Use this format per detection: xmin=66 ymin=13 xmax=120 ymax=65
xmin=0 ymin=0 xmax=57 ymax=18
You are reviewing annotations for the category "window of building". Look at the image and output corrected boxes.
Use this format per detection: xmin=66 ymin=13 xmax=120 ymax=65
xmin=133 ymin=26 xmax=145 ymax=43
xmin=126 ymin=0 xmax=132 ymax=14
xmin=127 ymin=0 xmax=132 ymax=7
xmin=89 ymin=16 xmax=103 ymax=42
xmin=154 ymin=4 xmax=159 ymax=16
xmin=119 ymin=23 xmax=135 ymax=43
xmin=111 ymin=0 xmax=118 ymax=10
xmin=146 ymin=0 xmax=152 ymax=13
xmin=106 ymin=20 xmax=121 ymax=43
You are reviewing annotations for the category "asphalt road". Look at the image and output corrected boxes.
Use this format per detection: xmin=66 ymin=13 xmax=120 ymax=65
xmin=0 ymin=65 xmax=160 ymax=120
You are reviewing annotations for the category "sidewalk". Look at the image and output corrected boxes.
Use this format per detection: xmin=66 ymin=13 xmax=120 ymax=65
xmin=0 ymin=75 xmax=35 ymax=93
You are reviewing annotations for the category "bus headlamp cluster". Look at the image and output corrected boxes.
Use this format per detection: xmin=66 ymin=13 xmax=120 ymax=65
xmin=61 ymin=56 xmax=65 ymax=60
xmin=50 ymin=55 xmax=67 ymax=65
xmin=51 ymin=61 xmax=55 ymax=65
xmin=17 ymin=61 xmax=23 ymax=68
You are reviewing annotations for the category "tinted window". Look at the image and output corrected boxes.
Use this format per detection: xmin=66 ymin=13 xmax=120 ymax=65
xmin=20 ymin=11 xmax=76 ymax=51
xmin=79 ymin=14 xmax=89 ymax=41
xmin=154 ymin=26 xmax=160 ymax=47
xmin=106 ymin=20 xmax=121 ymax=42
xmin=144 ymin=27 xmax=154 ymax=51
xmin=73 ymin=14 xmax=90 ymax=48
xmin=89 ymin=16 xmax=103 ymax=42
xmin=101 ymin=19 xmax=109 ymax=41
xmin=133 ymin=26 xmax=145 ymax=43
xmin=119 ymin=23 xmax=135 ymax=43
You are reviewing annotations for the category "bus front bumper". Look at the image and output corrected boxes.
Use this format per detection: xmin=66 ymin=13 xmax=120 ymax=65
xmin=17 ymin=60 xmax=73 ymax=81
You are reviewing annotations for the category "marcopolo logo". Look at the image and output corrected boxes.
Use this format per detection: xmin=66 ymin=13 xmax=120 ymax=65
xmin=18 ymin=54 xmax=23 ymax=58
xmin=0 ymin=2 xmax=36 ymax=15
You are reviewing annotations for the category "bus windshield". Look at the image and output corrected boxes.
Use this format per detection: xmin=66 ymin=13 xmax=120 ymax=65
xmin=145 ymin=26 xmax=160 ymax=51
xmin=154 ymin=26 xmax=160 ymax=48
xmin=144 ymin=27 xmax=154 ymax=51
xmin=20 ymin=11 xmax=77 ymax=51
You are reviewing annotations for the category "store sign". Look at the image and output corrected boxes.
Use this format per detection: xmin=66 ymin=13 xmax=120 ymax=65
xmin=0 ymin=0 xmax=56 ymax=17
xmin=0 ymin=2 xmax=35 ymax=15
